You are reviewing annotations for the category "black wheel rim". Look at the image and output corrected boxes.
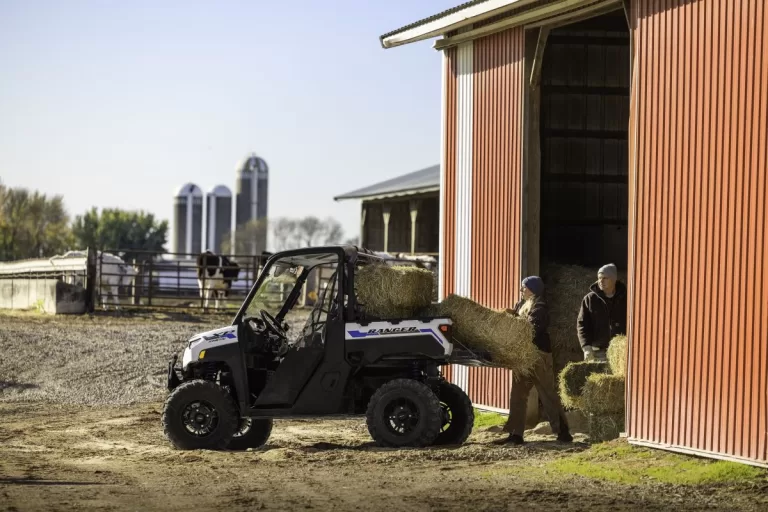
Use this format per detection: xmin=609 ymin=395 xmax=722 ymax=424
xmin=181 ymin=400 xmax=219 ymax=437
xmin=233 ymin=418 xmax=252 ymax=438
xmin=439 ymin=402 xmax=453 ymax=433
xmin=383 ymin=398 xmax=420 ymax=436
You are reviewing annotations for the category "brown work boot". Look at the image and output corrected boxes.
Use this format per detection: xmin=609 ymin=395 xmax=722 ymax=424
xmin=493 ymin=434 xmax=524 ymax=445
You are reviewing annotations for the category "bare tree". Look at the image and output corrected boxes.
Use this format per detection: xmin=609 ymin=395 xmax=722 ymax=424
xmin=271 ymin=217 xmax=299 ymax=251
xmin=221 ymin=218 xmax=269 ymax=256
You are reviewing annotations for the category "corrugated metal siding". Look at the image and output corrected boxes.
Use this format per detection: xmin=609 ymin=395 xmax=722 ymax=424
xmin=471 ymin=27 xmax=525 ymax=309
xmin=628 ymin=0 xmax=768 ymax=464
xmin=455 ymin=41 xmax=474 ymax=298
xmin=441 ymin=47 xmax=458 ymax=299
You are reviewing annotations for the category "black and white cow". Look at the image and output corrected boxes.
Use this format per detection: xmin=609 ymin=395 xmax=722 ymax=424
xmin=196 ymin=251 xmax=240 ymax=310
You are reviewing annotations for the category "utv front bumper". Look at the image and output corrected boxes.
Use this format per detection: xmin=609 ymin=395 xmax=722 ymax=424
xmin=167 ymin=355 xmax=182 ymax=391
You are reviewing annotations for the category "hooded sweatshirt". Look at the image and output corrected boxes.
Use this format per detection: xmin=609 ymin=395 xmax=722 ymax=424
xmin=576 ymin=280 xmax=627 ymax=350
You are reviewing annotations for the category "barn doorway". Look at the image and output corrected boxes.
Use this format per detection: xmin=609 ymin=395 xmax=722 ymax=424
xmin=538 ymin=9 xmax=631 ymax=269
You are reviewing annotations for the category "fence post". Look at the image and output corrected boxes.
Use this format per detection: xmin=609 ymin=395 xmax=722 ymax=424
xmin=85 ymin=247 xmax=96 ymax=313
xmin=147 ymin=258 xmax=154 ymax=307
xmin=133 ymin=259 xmax=142 ymax=306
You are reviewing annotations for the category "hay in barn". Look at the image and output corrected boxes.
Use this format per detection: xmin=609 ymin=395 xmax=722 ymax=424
xmin=355 ymin=264 xmax=434 ymax=318
xmin=607 ymin=335 xmax=628 ymax=377
xmin=432 ymin=294 xmax=539 ymax=375
xmin=587 ymin=412 xmax=625 ymax=442
xmin=581 ymin=373 xmax=626 ymax=416
xmin=558 ymin=361 xmax=611 ymax=410
xmin=541 ymin=263 xmax=628 ymax=376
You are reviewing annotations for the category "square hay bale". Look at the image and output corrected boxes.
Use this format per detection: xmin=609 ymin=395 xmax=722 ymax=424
xmin=433 ymin=294 xmax=539 ymax=375
xmin=581 ymin=373 xmax=626 ymax=416
xmin=607 ymin=335 xmax=628 ymax=377
xmin=540 ymin=264 xmax=598 ymax=375
xmin=558 ymin=361 xmax=611 ymax=410
xmin=587 ymin=412 xmax=625 ymax=443
xmin=355 ymin=264 xmax=434 ymax=318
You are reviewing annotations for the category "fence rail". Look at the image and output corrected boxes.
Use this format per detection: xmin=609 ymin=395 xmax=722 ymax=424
xmin=1 ymin=248 xmax=440 ymax=313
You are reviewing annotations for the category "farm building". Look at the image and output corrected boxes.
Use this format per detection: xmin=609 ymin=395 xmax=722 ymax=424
xmin=381 ymin=0 xmax=768 ymax=467
xmin=335 ymin=164 xmax=440 ymax=255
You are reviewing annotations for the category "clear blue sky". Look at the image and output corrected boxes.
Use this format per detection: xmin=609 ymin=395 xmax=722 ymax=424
xmin=0 ymin=0 xmax=456 ymax=249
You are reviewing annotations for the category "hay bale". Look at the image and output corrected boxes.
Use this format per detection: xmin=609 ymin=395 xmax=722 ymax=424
xmin=587 ymin=412 xmax=625 ymax=442
xmin=558 ymin=361 xmax=610 ymax=410
xmin=541 ymin=264 xmax=627 ymax=376
xmin=356 ymin=264 xmax=434 ymax=318
xmin=433 ymin=294 xmax=538 ymax=375
xmin=607 ymin=335 xmax=628 ymax=377
xmin=581 ymin=373 xmax=625 ymax=416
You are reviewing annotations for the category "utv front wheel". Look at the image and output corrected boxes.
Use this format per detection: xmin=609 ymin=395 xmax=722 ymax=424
xmin=227 ymin=418 xmax=273 ymax=451
xmin=433 ymin=381 xmax=474 ymax=446
xmin=162 ymin=380 xmax=239 ymax=450
xmin=366 ymin=379 xmax=442 ymax=448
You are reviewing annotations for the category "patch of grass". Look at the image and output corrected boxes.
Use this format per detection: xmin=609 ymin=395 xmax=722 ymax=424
xmin=473 ymin=409 xmax=507 ymax=429
xmin=548 ymin=440 xmax=768 ymax=486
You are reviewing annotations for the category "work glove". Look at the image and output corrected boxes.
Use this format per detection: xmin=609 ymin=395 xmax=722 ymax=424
xmin=583 ymin=345 xmax=595 ymax=361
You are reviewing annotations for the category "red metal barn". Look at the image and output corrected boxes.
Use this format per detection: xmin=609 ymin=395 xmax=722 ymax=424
xmin=381 ymin=0 xmax=768 ymax=467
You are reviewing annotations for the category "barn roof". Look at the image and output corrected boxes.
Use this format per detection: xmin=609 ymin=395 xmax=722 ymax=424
xmin=334 ymin=164 xmax=440 ymax=202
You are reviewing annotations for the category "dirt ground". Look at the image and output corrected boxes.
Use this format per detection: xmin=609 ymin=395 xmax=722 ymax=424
xmin=2 ymin=312 xmax=767 ymax=511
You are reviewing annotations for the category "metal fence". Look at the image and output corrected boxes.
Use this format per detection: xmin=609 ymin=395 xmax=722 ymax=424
xmin=0 ymin=248 xmax=441 ymax=313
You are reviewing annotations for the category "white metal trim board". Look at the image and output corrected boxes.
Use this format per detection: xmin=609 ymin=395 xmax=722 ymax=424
xmin=454 ymin=41 xmax=473 ymax=298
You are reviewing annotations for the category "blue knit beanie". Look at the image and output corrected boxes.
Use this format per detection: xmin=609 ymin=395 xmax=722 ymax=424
xmin=522 ymin=276 xmax=544 ymax=296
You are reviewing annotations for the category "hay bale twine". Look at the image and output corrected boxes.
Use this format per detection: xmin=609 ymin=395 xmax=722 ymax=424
xmin=558 ymin=361 xmax=611 ymax=410
xmin=434 ymin=294 xmax=538 ymax=375
xmin=607 ymin=335 xmax=628 ymax=377
xmin=587 ymin=412 xmax=625 ymax=443
xmin=355 ymin=264 xmax=434 ymax=318
xmin=581 ymin=373 xmax=625 ymax=416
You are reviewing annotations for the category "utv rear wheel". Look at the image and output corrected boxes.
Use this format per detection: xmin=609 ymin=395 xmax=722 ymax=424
xmin=227 ymin=418 xmax=273 ymax=451
xmin=433 ymin=381 xmax=474 ymax=446
xmin=366 ymin=379 xmax=442 ymax=448
xmin=162 ymin=380 xmax=239 ymax=450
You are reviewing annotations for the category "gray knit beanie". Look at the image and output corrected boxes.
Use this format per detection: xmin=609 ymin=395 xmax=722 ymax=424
xmin=598 ymin=263 xmax=618 ymax=280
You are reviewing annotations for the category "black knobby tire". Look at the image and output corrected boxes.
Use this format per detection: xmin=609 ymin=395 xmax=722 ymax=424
xmin=366 ymin=378 xmax=442 ymax=448
xmin=162 ymin=379 xmax=239 ymax=450
xmin=433 ymin=381 xmax=474 ymax=446
xmin=227 ymin=418 xmax=273 ymax=451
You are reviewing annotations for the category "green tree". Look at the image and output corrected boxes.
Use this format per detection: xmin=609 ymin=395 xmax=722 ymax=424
xmin=0 ymin=184 xmax=72 ymax=261
xmin=71 ymin=207 xmax=168 ymax=263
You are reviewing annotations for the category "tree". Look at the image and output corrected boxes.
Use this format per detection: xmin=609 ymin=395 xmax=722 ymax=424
xmin=271 ymin=217 xmax=299 ymax=251
xmin=71 ymin=207 xmax=168 ymax=263
xmin=221 ymin=218 xmax=269 ymax=256
xmin=295 ymin=216 xmax=344 ymax=247
xmin=0 ymin=184 xmax=72 ymax=261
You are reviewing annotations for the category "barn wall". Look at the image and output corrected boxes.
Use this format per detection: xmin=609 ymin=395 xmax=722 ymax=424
xmin=471 ymin=27 xmax=525 ymax=309
xmin=628 ymin=0 xmax=768 ymax=465
xmin=440 ymin=29 xmax=526 ymax=411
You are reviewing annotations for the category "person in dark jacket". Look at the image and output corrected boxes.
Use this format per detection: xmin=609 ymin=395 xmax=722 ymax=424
xmin=495 ymin=276 xmax=572 ymax=445
xmin=577 ymin=263 xmax=628 ymax=361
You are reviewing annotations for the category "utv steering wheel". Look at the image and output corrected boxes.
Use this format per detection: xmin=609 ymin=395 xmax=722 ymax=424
xmin=260 ymin=310 xmax=287 ymax=339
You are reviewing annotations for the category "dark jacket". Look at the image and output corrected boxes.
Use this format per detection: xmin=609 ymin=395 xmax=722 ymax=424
xmin=512 ymin=296 xmax=552 ymax=353
xmin=576 ymin=280 xmax=627 ymax=350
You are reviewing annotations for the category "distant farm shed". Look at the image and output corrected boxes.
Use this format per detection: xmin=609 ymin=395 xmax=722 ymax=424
xmin=381 ymin=0 xmax=768 ymax=468
xmin=335 ymin=165 xmax=439 ymax=255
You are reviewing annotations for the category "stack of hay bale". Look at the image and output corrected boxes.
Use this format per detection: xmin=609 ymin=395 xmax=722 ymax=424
xmin=355 ymin=263 xmax=538 ymax=376
xmin=558 ymin=335 xmax=627 ymax=442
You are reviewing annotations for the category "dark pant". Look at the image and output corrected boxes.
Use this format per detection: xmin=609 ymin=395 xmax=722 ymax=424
xmin=504 ymin=350 xmax=569 ymax=436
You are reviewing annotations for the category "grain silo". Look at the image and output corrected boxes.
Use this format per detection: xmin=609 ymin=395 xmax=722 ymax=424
xmin=205 ymin=185 xmax=232 ymax=254
xmin=173 ymin=183 xmax=203 ymax=258
xmin=234 ymin=153 xmax=269 ymax=254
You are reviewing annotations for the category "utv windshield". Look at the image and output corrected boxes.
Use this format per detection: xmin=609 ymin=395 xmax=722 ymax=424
xmin=241 ymin=251 xmax=342 ymax=340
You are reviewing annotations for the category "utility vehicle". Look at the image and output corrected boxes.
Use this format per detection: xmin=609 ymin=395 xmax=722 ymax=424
xmin=163 ymin=246 xmax=491 ymax=451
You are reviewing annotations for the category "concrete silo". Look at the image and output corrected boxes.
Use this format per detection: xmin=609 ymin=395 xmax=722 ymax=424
xmin=205 ymin=185 xmax=232 ymax=253
xmin=173 ymin=183 xmax=203 ymax=258
xmin=234 ymin=153 xmax=269 ymax=254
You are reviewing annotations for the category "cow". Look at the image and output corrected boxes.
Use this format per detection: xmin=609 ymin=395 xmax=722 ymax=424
xmin=196 ymin=251 xmax=240 ymax=310
xmin=49 ymin=250 xmax=137 ymax=309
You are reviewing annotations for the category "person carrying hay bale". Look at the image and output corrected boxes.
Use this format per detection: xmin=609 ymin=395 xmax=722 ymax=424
xmin=577 ymin=263 xmax=627 ymax=362
xmin=494 ymin=276 xmax=573 ymax=446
